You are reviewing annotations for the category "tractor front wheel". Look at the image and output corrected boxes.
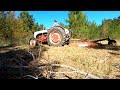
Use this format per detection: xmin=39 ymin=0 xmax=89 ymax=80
xmin=29 ymin=38 xmax=37 ymax=47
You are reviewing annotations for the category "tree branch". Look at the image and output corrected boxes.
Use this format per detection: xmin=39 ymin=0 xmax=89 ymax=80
xmin=2 ymin=64 xmax=100 ymax=79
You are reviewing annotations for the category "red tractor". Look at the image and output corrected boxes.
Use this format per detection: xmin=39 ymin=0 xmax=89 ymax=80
xmin=29 ymin=26 xmax=71 ymax=46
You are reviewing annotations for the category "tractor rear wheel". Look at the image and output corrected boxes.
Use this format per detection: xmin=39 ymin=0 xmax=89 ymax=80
xmin=47 ymin=27 xmax=66 ymax=46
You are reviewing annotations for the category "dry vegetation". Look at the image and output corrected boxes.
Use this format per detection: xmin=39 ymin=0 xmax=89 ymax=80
xmin=0 ymin=40 xmax=120 ymax=79
xmin=40 ymin=41 xmax=120 ymax=79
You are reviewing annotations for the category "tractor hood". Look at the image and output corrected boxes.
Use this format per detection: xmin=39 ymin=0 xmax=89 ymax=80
xmin=34 ymin=30 xmax=48 ymax=38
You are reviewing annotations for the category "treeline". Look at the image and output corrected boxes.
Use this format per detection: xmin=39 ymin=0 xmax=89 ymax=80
xmin=0 ymin=11 xmax=45 ymax=46
xmin=0 ymin=11 xmax=120 ymax=46
xmin=66 ymin=11 xmax=120 ymax=40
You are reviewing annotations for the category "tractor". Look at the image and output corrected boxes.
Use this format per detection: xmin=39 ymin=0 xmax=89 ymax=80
xmin=29 ymin=26 xmax=71 ymax=46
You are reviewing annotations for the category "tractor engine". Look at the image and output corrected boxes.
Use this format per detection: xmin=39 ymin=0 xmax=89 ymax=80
xmin=34 ymin=30 xmax=47 ymax=43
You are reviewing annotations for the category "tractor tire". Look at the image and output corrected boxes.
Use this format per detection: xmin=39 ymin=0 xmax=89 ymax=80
xmin=66 ymin=39 xmax=70 ymax=45
xmin=47 ymin=27 xmax=66 ymax=46
xmin=29 ymin=38 xmax=37 ymax=47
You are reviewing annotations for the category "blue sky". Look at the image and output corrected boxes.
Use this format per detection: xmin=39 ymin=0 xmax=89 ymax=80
xmin=16 ymin=11 xmax=120 ymax=29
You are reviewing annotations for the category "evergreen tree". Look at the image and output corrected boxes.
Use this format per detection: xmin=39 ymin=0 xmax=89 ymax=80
xmin=19 ymin=11 xmax=34 ymax=32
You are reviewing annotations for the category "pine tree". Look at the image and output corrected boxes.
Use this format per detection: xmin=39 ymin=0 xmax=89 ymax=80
xmin=19 ymin=11 xmax=34 ymax=32
xmin=66 ymin=11 xmax=88 ymax=38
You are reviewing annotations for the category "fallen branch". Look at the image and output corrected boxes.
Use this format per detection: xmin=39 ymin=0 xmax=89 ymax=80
xmin=1 ymin=64 xmax=100 ymax=79
xmin=22 ymin=75 xmax=39 ymax=79
xmin=49 ymin=64 xmax=100 ymax=79
xmin=28 ymin=51 xmax=35 ymax=61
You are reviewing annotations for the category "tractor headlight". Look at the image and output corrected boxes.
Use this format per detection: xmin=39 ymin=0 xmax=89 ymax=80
xmin=64 ymin=29 xmax=69 ymax=34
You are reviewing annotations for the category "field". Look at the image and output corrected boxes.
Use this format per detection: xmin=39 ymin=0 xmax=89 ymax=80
xmin=0 ymin=40 xmax=120 ymax=79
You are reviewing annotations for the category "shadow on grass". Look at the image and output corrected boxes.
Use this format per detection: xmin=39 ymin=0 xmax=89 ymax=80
xmin=89 ymin=44 xmax=120 ymax=51
xmin=0 ymin=45 xmax=61 ymax=79
xmin=0 ymin=45 xmax=14 ymax=49
xmin=108 ymin=52 xmax=120 ymax=55
xmin=0 ymin=45 xmax=16 ymax=51
xmin=0 ymin=45 xmax=71 ymax=79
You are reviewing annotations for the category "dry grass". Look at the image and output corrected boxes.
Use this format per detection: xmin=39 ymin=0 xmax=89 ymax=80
xmin=39 ymin=40 xmax=120 ymax=79
xmin=0 ymin=40 xmax=120 ymax=79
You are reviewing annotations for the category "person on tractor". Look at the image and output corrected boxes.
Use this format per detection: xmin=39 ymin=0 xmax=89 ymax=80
xmin=52 ymin=20 xmax=61 ymax=27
